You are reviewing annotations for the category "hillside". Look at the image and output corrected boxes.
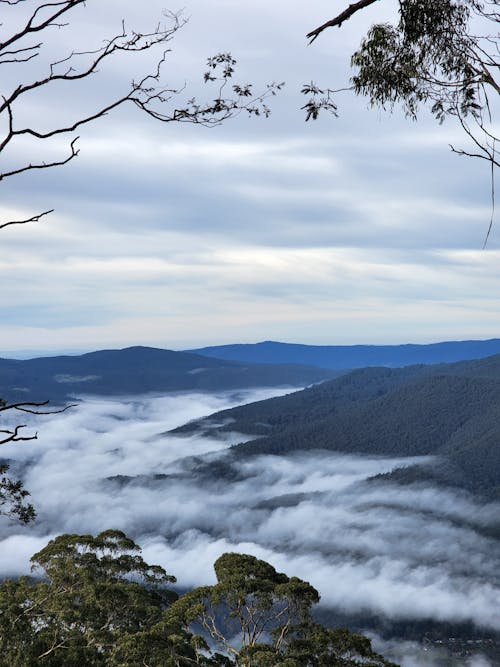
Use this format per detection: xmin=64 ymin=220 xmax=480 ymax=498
xmin=0 ymin=346 xmax=339 ymax=403
xmin=187 ymin=338 xmax=500 ymax=369
xmin=172 ymin=354 xmax=500 ymax=498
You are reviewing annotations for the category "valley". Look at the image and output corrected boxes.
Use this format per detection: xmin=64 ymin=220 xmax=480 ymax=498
xmin=3 ymin=344 xmax=500 ymax=664
xmin=2 ymin=344 xmax=500 ymax=664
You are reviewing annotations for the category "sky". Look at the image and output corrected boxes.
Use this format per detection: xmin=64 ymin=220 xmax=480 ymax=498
xmin=1 ymin=0 xmax=499 ymax=355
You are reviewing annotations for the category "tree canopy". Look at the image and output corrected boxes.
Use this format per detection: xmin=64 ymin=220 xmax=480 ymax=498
xmin=304 ymin=0 xmax=499 ymax=218
xmin=0 ymin=530 xmax=398 ymax=666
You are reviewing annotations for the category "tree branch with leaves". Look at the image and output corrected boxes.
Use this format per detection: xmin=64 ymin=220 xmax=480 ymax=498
xmin=304 ymin=0 xmax=499 ymax=242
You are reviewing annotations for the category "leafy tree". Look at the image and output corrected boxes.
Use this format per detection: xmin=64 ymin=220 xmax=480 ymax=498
xmin=166 ymin=552 xmax=395 ymax=667
xmin=0 ymin=463 xmax=35 ymax=524
xmin=276 ymin=623 xmax=399 ymax=667
xmin=166 ymin=552 xmax=319 ymax=660
xmin=110 ymin=617 xmax=233 ymax=667
xmin=0 ymin=576 xmax=37 ymax=665
xmin=304 ymin=0 xmax=498 ymax=235
xmin=0 ymin=530 xmax=177 ymax=664
xmin=0 ymin=533 xmax=398 ymax=666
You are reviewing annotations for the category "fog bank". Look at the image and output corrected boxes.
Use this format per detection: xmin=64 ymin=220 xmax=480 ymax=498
xmin=1 ymin=388 xmax=499 ymax=666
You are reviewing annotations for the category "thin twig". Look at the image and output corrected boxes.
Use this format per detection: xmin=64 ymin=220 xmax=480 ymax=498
xmin=483 ymin=138 xmax=496 ymax=248
xmin=0 ymin=209 xmax=53 ymax=230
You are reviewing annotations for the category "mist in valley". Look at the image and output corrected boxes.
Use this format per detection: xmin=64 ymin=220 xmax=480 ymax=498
xmin=0 ymin=388 xmax=498 ymax=666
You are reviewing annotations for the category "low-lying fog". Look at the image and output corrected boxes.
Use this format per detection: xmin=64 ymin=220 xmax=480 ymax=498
xmin=1 ymin=388 xmax=499 ymax=666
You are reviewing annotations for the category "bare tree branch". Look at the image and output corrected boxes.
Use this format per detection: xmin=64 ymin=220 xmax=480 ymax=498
xmin=0 ymin=6 xmax=280 ymax=231
xmin=0 ymin=208 xmax=53 ymax=230
xmin=0 ymin=137 xmax=80 ymax=182
xmin=0 ymin=399 xmax=75 ymax=449
xmin=484 ymin=139 xmax=496 ymax=248
xmin=0 ymin=400 xmax=76 ymax=415
xmin=0 ymin=425 xmax=37 ymax=445
xmin=307 ymin=0 xmax=380 ymax=43
xmin=0 ymin=1 xmax=88 ymax=54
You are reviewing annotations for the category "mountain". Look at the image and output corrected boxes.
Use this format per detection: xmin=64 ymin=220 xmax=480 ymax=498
xmin=172 ymin=353 xmax=500 ymax=499
xmin=0 ymin=346 xmax=340 ymax=403
xmin=187 ymin=338 xmax=500 ymax=369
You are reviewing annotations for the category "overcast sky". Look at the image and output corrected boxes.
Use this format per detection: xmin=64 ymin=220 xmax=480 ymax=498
xmin=1 ymin=0 xmax=499 ymax=355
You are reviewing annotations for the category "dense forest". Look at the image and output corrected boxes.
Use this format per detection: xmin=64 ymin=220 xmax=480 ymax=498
xmin=173 ymin=353 xmax=500 ymax=498
xmin=0 ymin=530 xmax=396 ymax=667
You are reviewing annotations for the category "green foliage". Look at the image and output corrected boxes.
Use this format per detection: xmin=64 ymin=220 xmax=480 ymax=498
xmin=305 ymin=0 xmax=498 ymax=173
xmin=280 ymin=623 xmax=398 ymax=666
xmin=166 ymin=551 xmax=320 ymax=657
xmin=0 ymin=530 xmax=178 ymax=665
xmin=230 ymin=623 xmax=398 ymax=666
xmin=0 ymin=461 xmax=35 ymax=524
xmin=351 ymin=0 xmax=482 ymax=121
xmin=0 ymin=531 xmax=398 ymax=666
xmin=166 ymin=551 xmax=394 ymax=666
xmin=0 ymin=392 xmax=34 ymax=524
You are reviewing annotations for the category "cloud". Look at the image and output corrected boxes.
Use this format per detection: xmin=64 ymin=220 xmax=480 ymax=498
xmin=54 ymin=374 xmax=100 ymax=384
xmin=371 ymin=636 xmax=494 ymax=667
xmin=1 ymin=388 xmax=500 ymax=662
xmin=1 ymin=0 xmax=498 ymax=353
xmin=2 ymin=238 xmax=500 ymax=352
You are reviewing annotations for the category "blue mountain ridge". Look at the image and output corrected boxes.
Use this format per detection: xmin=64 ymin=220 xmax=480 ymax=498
xmin=187 ymin=338 xmax=500 ymax=369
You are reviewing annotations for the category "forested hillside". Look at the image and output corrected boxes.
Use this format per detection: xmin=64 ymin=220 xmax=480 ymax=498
xmin=0 ymin=346 xmax=339 ymax=403
xmin=173 ymin=354 xmax=500 ymax=498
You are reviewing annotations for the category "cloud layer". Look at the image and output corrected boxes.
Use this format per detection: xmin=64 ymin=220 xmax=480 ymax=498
xmin=1 ymin=0 xmax=498 ymax=354
xmin=1 ymin=389 xmax=499 ymax=663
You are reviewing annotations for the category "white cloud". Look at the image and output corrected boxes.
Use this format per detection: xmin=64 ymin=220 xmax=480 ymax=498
xmin=1 ymin=0 xmax=497 ymax=350
xmin=2 ymin=391 xmax=500 ymax=647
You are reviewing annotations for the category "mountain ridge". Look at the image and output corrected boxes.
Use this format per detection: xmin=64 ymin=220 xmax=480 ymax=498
xmin=0 ymin=345 xmax=339 ymax=403
xmin=187 ymin=338 xmax=500 ymax=369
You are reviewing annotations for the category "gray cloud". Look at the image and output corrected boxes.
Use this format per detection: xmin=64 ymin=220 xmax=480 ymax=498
xmin=1 ymin=1 xmax=498 ymax=353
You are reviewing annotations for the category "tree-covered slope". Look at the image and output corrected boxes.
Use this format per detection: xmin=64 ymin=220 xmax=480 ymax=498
xmin=0 ymin=346 xmax=340 ymax=402
xmin=172 ymin=364 xmax=433 ymax=438
xmin=173 ymin=354 xmax=500 ymax=497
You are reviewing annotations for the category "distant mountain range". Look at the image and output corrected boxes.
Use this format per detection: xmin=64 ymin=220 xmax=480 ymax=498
xmin=0 ymin=346 xmax=339 ymax=403
xmin=187 ymin=338 xmax=500 ymax=369
xmin=173 ymin=353 xmax=500 ymax=500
